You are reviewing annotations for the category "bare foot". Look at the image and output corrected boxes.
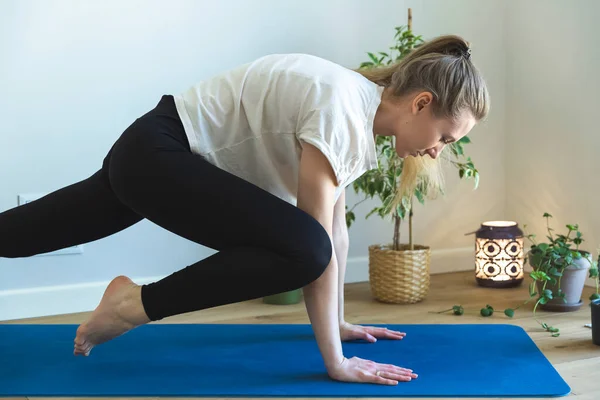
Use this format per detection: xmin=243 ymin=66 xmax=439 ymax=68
xmin=74 ymin=275 xmax=150 ymax=356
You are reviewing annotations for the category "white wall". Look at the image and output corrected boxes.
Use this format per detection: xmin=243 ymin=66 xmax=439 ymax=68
xmin=505 ymin=0 xmax=600 ymax=287
xmin=0 ymin=0 xmax=506 ymax=320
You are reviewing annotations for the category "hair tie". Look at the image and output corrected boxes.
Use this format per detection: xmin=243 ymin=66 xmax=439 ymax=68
xmin=463 ymin=47 xmax=472 ymax=60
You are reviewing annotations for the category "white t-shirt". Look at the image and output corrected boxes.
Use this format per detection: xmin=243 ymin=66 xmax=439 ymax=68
xmin=172 ymin=53 xmax=382 ymax=205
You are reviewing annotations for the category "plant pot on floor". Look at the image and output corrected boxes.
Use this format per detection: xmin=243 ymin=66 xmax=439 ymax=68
xmin=263 ymin=289 xmax=302 ymax=305
xmin=369 ymin=243 xmax=431 ymax=304
xmin=532 ymin=250 xmax=591 ymax=312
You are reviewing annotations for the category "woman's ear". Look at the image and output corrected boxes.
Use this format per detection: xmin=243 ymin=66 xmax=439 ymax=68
xmin=412 ymin=92 xmax=433 ymax=113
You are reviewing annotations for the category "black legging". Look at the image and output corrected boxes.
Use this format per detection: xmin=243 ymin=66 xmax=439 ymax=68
xmin=0 ymin=95 xmax=332 ymax=321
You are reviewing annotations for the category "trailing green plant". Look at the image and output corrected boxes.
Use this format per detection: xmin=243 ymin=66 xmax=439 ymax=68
xmin=524 ymin=213 xmax=599 ymax=300
xmin=345 ymin=24 xmax=479 ymax=251
xmin=436 ymin=213 xmax=600 ymax=337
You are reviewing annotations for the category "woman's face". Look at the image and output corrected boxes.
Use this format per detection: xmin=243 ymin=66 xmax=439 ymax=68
xmin=374 ymin=89 xmax=476 ymax=159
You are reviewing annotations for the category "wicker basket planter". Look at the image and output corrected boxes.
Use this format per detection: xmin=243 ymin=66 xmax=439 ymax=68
xmin=368 ymin=243 xmax=431 ymax=304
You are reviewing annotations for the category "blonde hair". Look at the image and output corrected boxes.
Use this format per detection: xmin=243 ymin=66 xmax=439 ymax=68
xmin=355 ymin=34 xmax=490 ymax=211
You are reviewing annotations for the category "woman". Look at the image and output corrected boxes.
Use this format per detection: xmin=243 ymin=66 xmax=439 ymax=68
xmin=0 ymin=34 xmax=489 ymax=385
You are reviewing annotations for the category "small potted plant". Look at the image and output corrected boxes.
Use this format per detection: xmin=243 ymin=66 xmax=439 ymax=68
xmin=524 ymin=213 xmax=599 ymax=312
xmin=345 ymin=21 xmax=479 ymax=304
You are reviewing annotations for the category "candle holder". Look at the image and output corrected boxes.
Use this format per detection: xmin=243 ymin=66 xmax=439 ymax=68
xmin=473 ymin=221 xmax=524 ymax=288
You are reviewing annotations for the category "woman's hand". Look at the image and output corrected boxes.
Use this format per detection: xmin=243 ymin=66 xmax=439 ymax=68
xmin=328 ymin=356 xmax=417 ymax=385
xmin=339 ymin=322 xmax=406 ymax=342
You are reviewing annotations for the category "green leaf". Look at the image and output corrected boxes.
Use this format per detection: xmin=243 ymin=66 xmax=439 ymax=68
xmin=396 ymin=204 xmax=406 ymax=219
xmin=452 ymin=305 xmax=464 ymax=315
xmin=549 ymin=267 xmax=562 ymax=277
xmin=401 ymin=195 xmax=410 ymax=209
xmin=368 ymin=52 xmax=379 ymax=64
xmin=504 ymin=308 xmax=514 ymax=318
xmin=543 ymin=213 xmax=553 ymax=218
xmin=415 ymin=189 xmax=425 ymax=205
xmin=473 ymin=171 xmax=480 ymax=190
xmin=564 ymin=255 xmax=573 ymax=266
xmin=530 ymin=270 xmax=547 ymax=281
xmin=529 ymin=253 xmax=545 ymax=269
xmin=453 ymin=143 xmax=464 ymax=156
xmin=345 ymin=210 xmax=356 ymax=228
xmin=537 ymin=243 xmax=550 ymax=252
xmin=365 ymin=207 xmax=379 ymax=219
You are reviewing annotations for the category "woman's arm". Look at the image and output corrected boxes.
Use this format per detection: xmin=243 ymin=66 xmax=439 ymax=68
xmin=332 ymin=190 xmax=350 ymax=325
xmin=297 ymin=143 xmax=344 ymax=371
xmin=297 ymin=143 xmax=417 ymax=385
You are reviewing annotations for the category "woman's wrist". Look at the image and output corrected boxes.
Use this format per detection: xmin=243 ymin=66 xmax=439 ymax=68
xmin=324 ymin=353 xmax=346 ymax=372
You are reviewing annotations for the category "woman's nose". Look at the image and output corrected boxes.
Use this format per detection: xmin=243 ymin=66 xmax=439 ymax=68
xmin=426 ymin=148 xmax=438 ymax=159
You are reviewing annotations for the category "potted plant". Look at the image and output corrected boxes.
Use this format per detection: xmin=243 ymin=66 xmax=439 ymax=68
xmin=436 ymin=212 xmax=600 ymax=337
xmin=263 ymin=289 xmax=302 ymax=305
xmin=524 ymin=213 xmax=599 ymax=311
xmin=345 ymin=21 xmax=480 ymax=304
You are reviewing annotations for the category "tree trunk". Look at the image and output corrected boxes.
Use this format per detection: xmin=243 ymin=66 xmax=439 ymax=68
xmin=409 ymin=198 xmax=414 ymax=250
xmin=393 ymin=214 xmax=401 ymax=251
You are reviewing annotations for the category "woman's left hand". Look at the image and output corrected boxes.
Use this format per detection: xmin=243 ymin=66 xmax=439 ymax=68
xmin=339 ymin=322 xmax=406 ymax=343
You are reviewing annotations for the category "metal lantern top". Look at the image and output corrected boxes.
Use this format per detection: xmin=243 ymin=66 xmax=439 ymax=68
xmin=475 ymin=221 xmax=524 ymax=240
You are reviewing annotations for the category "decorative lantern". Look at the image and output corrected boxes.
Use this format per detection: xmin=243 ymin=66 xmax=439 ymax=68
xmin=473 ymin=221 xmax=524 ymax=288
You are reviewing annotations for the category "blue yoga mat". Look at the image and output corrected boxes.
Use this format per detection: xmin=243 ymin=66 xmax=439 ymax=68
xmin=0 ymin=323 xmax=569 ymax=397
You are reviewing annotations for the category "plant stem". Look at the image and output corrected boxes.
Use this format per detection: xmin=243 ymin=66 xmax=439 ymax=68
xmin=393 ymin=215 xmax=400 ymax=251
xmin=546 ymin=216 xmax=554 ymax=241
xmin=514 ymin=293 xmax=535 ymax=310
xmin=391 ymin=132 xmax=400 ymax=252
xmin=432 ymin=308 xmax=453 ymax=314
xmin=347 ymin=196 xmax=369 ymax=213
xmin=532 ymin=280 xmax=553 ymax=333
xmin=532 ymin=298 xmax=542 ymax=325
xmin=409 ymin=198 xmax=413 ymax=250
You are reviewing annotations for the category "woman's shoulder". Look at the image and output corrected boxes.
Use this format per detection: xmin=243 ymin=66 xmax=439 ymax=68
xmin=249 ymin=53 xmax=372 ymax=87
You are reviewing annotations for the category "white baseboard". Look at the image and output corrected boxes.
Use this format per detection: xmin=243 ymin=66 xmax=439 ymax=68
xmin=3 ymin=246 xmax=594 ymax=321
xmin=1 ymin=247 xmax=475 ymax=322
xmin=0 ymin=275 xmax=164 ymax=322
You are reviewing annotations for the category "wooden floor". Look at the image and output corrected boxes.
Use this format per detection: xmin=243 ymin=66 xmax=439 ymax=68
xmin=3 ymin=271 xmax=599 ymax=399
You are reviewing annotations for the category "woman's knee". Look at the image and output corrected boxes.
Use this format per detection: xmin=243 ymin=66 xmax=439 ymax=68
xmin=291 ymin=217 xmax=333 ymax=285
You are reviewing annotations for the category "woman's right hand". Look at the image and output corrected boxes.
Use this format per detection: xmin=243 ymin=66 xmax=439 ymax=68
xmin=327 ymin=356 xmax=418 ymax=385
